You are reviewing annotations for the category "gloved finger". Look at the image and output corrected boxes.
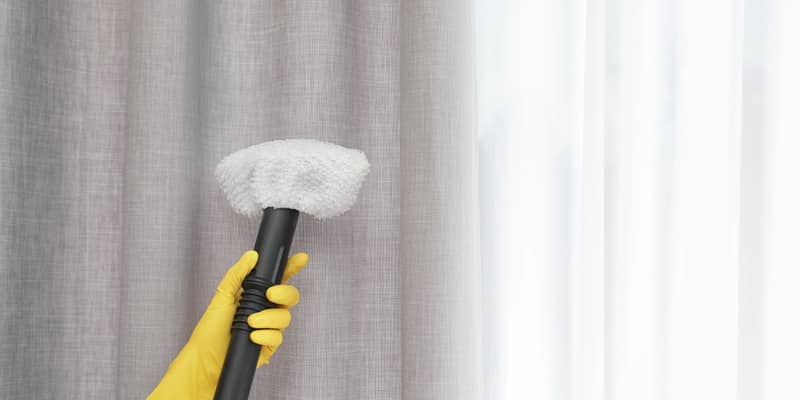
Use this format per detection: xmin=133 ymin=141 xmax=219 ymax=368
xmin=281 ymin=252 xmax=309 ymax=283
xmin=247 ymin=308 xmax=291 ymax=330
xmin=215 ymin=251 xmax=259 ymax=299
xmin=253 ymin=329 xmax=283 ymax=367
xmin=257 ymin=343 xmax=276 ymax=367
xmin=266 ymin=284 xmax=300 ymax=308
xmin=250 ymin=329 xmax=283 ymax=348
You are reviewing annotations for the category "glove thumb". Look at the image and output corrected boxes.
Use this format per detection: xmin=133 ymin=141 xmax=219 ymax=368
xmin=214 ymin=250 xmax=259 ymax=302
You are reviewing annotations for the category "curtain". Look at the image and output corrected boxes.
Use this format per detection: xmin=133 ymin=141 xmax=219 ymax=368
xmin=477 ymin=0 xmax=800 ymax=399
xmin=0 ymin=1 xmax=480 ymax=399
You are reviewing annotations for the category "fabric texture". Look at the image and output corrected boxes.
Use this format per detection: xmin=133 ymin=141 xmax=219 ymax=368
xmin=0 ymin=1 xmax=480 ymax=399
xmin=215 ymin=139 xmax=370 ymax=219
xmin=476 ymin=0 xmax=800 ymax=399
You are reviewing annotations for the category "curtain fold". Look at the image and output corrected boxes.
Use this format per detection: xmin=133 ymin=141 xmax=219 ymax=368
xmin=0 ymin=1 xmax=480 ymax=399
xmin=477 ymin=0 xmax=800 ymax=399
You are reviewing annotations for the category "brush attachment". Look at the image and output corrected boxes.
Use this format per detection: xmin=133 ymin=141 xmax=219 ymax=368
xmin=215 ymin=139 xmax=370 ymax=219
xmin=213 ymin=139 xmax=369 ymax=400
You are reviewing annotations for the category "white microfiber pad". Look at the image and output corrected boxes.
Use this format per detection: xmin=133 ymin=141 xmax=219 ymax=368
xmin=215 ymin=139 xmax=370 ymax=219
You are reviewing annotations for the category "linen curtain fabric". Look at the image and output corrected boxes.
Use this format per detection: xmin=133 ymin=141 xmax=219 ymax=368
xmin=6 ymin=0 xmax=798 ymax=399
xmin=477 ymin=0 xmax=800 ymax=399
xmin=0 ymin=1 xmax=480 ymax=399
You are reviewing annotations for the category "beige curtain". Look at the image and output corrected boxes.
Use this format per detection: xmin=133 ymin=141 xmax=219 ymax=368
xmin=0 ymin=1 xmax=480 ymax=399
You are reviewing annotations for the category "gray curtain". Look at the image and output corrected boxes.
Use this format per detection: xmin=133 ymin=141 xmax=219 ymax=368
xmin=0 ymin=1 xmax=480 ymax=399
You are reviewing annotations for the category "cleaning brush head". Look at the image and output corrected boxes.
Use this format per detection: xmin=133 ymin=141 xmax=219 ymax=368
xmin=215 ymin=139 xmax=370 ymax=219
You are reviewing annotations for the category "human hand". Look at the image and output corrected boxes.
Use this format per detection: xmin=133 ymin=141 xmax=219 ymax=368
xmin=148 ymin=250 xmax=308 ymax=400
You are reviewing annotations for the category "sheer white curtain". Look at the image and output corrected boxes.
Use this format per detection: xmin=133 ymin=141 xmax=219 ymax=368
xmin=476 ymin=0 xmax=800 ymax=399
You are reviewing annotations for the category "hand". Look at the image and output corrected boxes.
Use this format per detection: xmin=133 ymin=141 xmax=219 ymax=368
xmin=148 ymin=250 xmax=309 ymax=400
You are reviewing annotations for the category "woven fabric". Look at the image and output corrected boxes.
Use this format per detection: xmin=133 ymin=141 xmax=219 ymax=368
xmin=0 ymin=1 xmax=480 ymax=399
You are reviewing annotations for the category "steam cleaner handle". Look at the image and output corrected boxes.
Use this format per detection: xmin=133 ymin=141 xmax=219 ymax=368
xmin=214 ymin=207 xmax=300 ymax=400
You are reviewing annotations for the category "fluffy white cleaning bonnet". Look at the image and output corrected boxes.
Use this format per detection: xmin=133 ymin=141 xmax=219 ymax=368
xmin=215 ymin=139 xmax=370 ymax=219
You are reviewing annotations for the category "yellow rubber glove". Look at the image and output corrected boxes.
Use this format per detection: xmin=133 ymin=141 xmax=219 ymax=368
xmin=148 ymin=250 xmax=309 ymax=400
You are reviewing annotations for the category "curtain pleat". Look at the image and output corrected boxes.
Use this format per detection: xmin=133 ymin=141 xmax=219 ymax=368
xmin=0 ymin=1 xmax=480 ymax=399
xmin=477 ymin=0 xmax=800 ymax=399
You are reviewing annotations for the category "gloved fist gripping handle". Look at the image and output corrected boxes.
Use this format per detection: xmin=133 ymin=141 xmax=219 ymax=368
xmin=148 ymin=250 xmax=308 ymax=400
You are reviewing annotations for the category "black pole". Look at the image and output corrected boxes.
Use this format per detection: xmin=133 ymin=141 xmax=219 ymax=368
xmin=214 ymin=207 xmax=300 ymax=400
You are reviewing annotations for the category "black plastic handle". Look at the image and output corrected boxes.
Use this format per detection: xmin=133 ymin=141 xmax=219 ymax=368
xmin=214 ymin=207 xmax=299 ymax=400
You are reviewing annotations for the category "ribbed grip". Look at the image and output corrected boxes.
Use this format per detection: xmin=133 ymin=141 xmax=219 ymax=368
xmin=215 ymin=208 xmax=299 ymax=400
xmin=231 ymin=277 xmax=276 ymax=332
